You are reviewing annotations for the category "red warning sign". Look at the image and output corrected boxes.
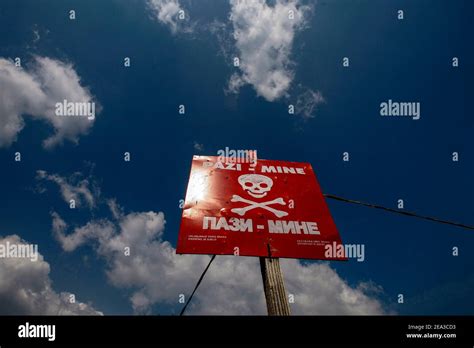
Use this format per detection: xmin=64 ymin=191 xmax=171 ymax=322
xmin=177 ymin=156 xmax=345 ymax=260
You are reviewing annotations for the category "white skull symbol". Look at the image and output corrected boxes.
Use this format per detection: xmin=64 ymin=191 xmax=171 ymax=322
xmin=237 ymin=174 xmax=273 ymax=198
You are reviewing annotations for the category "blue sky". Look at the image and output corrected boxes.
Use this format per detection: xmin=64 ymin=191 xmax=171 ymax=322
xmin=0 ymin=0 xmax=472 ymax=315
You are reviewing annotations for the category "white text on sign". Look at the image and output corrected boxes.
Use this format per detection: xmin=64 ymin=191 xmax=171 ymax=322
xmin=203 ymin=161 xmax=307 ymax=175
xmin=203 ymin=217 xmax=320 ymax=235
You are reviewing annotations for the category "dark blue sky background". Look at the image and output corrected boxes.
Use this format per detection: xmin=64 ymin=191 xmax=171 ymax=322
xmin=0 ymin=0 xmax=472 ymax=315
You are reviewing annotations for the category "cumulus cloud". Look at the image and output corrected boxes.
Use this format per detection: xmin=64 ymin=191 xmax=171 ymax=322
xmin=227 ymin=0 xmax=312 ymax=102
xmin=0 ymin=56 xmax=98 ymax=148
xmin=147 ymin=0 xmax=187 ymax=34
xmin=50 ymin=193 xmax=387 ymax=315
xmin=281 ymin=260 xmax=385 ymax=314
xmin=51 ymin=208 xmax=210 ymax=313
xmin=0 ymin=234 xmax=102 ymax=315
xmin=36 ymin=170 xmax=98 ymax=209
xmin=191 ymin=257 xmax=385 ymax=315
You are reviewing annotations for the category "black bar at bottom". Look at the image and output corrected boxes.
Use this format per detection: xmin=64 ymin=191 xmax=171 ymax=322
xmin=0 ymin=316 xmax=472 ymax=346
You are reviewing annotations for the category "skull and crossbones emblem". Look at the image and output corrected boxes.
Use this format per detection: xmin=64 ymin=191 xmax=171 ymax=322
xmin=231 ymin=174 xmax=288 ymax=217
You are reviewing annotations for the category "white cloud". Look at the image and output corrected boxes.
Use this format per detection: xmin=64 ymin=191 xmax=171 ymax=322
xmin=36 ymin=170 xmax=98 ymax=209
xmin=227 ymin=0 xmax=312 ymax=102
xmin=147 ymin=0 xmax=186 ymax=34
xmin=192 ymin=257 xmax=385 ymax=315
xmin=0 ymin=234 xmax=102 ymax=315
xmin=281 ymin=260 xmax=385 ymax=315
xmin=107 ymin=198 xmax=124 ymax=220
xmin=0 ymin=56 xmax=98 ymax=149
xmin=51 ymin=196 xmax=387 ymax=315
xmin=51 ymin=208 xmax=210 ymax=313
xmin=295 ymin=88 xmax=325 ymax=119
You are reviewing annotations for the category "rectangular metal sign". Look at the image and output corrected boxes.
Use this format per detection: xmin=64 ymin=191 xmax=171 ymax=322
xmin=177 ymin=156 xmax=345 ymax=260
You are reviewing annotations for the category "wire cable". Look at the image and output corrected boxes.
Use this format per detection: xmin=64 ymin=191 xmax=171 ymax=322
xmin=179 ymin=254 xmax=216 ymax=316
xmin=324 ymin=193 xmax=474 ymax=230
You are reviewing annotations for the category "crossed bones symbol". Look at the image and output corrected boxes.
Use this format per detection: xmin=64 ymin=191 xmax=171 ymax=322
xmin=230 ymin=194 xmax=288 ymax=218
